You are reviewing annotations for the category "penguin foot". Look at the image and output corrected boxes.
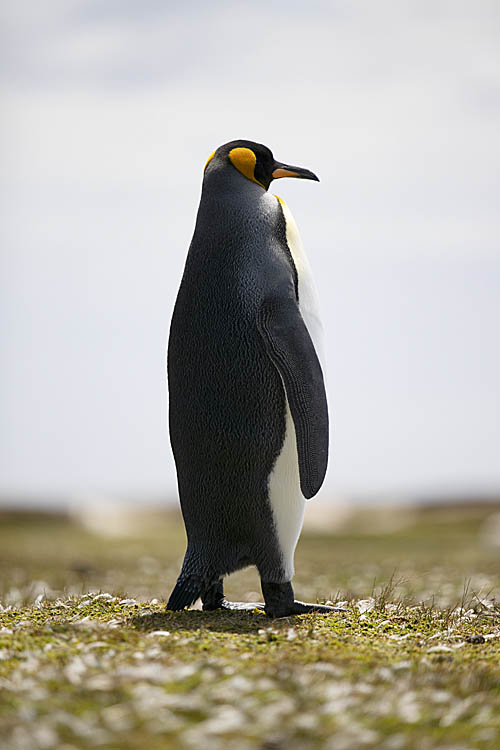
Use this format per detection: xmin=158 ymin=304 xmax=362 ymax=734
xmin=267 ymin=600 xmax=346 ymax=617
xmin=203 ymin=599 xmax=265 ymax=612
xmin=201 ymin=580 xmax=264 ymax=612
xmin=261 ymin=581 xmax=347 ymax=618
xmin=199 ymin=581 xmax=346 ymax=616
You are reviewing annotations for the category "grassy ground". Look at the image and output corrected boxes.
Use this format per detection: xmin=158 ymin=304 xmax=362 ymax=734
xmin=1 ymin=503 xmax=499 ymax=749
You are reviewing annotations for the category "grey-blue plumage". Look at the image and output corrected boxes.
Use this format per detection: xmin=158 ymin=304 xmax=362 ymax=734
xmin=166 ymin=140 xmax=338 ymax=617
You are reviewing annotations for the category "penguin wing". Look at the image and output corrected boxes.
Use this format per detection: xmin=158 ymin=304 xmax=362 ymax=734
xmin=257 ymin=297 xmax=328 ymax=499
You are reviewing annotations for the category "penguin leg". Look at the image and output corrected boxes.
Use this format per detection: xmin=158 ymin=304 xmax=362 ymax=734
xmin=201 ymin=579 xmax=225 ymax=610
xmin=261 ymin=581 xmax=346 ymax=618
xmin=201 ymin=579 xmax=265 ymax=612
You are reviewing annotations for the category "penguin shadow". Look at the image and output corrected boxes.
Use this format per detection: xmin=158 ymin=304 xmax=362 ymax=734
xmin=129 ymin=607 xmax=270 ymax=635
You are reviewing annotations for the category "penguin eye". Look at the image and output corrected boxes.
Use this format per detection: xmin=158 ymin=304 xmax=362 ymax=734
xmin=228 ymin=147 xmax=266 ymax=189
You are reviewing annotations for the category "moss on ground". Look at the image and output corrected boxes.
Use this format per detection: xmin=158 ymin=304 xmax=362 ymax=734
xmin=1 ymin=505 xmax=499 ymax=749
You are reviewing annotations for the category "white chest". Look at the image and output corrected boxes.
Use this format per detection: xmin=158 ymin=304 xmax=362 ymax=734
xmin=265 ymin=196 xmax=325 ymax=580
xmin=276 ymin=196 xmax=324 ymax=366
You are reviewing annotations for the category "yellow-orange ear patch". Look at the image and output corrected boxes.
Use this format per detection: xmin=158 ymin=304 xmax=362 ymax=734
xmin=204 ymin=151 xmax=216 ymax=172
xmin=228 ymin=147 xmax=265 ymax=188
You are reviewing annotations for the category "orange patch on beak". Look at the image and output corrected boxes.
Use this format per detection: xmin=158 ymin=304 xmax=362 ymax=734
xmin=272 ymin=168 xmax=301 ymax=179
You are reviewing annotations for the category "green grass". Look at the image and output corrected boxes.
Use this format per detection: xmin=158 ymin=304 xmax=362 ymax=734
xmin=1 ymin=504 xmax=499 ymax=749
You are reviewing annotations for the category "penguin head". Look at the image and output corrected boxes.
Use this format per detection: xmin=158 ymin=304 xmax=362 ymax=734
xmin=203 ymin=140 xmax=319 ymax=191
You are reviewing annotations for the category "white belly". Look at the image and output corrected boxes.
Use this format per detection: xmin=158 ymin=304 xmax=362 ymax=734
xmin=267 ymin=400 xmax=305 ymax=581
xmin=266 ymin=195 xmax=325 ymax=580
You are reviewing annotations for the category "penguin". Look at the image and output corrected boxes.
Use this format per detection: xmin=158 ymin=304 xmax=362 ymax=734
xmin=166 ymin=140 xmax=340 ymax=617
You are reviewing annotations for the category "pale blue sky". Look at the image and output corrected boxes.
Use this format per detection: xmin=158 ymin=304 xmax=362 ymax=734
xmin=1 ymin=0 xmax=499 ymax=505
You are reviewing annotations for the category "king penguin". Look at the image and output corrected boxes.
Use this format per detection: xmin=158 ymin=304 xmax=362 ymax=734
xmin=166 ymin=140 xmax=339 ymax=617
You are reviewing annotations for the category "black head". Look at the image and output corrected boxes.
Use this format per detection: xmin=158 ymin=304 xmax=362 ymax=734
xmin=203 ymin=140 xmax=319 ymax=191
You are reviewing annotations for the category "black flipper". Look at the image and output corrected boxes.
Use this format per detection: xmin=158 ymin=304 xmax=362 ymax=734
xmin=257 ymin=297 xmax=329 ymax=499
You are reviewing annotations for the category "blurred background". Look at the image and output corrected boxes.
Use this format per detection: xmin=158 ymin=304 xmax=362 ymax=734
xmin=1 ymin=0 xmax=499 ymax=518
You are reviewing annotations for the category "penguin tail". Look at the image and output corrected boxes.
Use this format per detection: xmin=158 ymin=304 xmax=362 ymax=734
xmin=166 ymin=576 xmax=203 ymax=611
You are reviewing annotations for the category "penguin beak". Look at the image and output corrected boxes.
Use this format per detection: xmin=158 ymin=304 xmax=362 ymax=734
xmin=271 ymin=162 xmax=320 ymax=182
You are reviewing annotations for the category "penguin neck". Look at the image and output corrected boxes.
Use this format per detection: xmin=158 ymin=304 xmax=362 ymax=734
xmin=189 ymin=171 xmax=277 ymax=269
xmin=200 ymin=167 xmax=267 ymax=210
